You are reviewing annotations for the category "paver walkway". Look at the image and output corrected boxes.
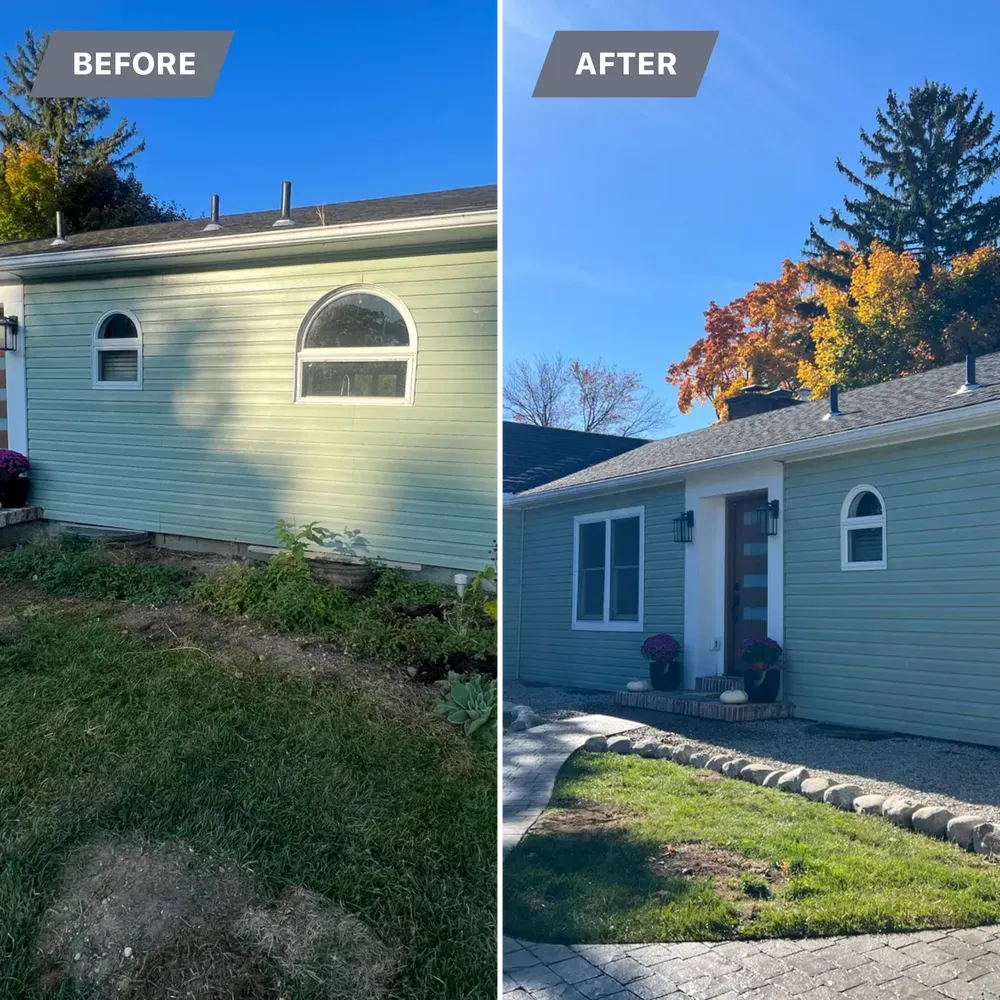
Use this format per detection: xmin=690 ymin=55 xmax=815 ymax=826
xmin=502 ymin=716 xmax=1000 ymax=999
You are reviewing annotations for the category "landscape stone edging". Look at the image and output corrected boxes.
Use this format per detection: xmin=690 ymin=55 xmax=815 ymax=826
xmin=585 ymin=735 xmax=997 ymax=856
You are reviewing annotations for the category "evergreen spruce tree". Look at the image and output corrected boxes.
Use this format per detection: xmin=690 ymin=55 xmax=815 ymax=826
xmin=0 ymin=28 xmax=182 ymax=237
xmin=806 ymin=82 xmax=1000 ymax=284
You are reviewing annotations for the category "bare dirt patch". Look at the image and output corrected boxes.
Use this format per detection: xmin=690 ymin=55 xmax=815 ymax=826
xmin=531 ymin=799 xmax=633 ymax=837
xmin=35 ymin=835 xmax=396 ymax=1000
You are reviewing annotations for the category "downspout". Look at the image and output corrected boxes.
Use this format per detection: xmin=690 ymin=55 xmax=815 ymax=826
xmin=516 ymin=508 xmax=525 ymax=680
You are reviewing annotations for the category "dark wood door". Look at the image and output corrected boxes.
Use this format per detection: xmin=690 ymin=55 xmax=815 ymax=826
xmin=726 ymin=492 xmax=769 ymax=673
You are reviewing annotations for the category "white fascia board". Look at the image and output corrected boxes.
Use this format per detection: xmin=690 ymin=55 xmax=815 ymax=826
xmin=505 ymin=397 xmax=1000 ymax=509
xmin=0 ymin=209 xmax=497 ymax=278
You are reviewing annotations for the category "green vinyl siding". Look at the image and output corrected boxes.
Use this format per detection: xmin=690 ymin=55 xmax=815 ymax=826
xmin=23 ymin=248 xmax=496 ymax=571
xmin=503 ymin=505 xmax=523 ymax=682
xmin=784 ymin=426 xmax=1000 ymax=747
xmin=515 ymin=483 xmax=685 ymax=691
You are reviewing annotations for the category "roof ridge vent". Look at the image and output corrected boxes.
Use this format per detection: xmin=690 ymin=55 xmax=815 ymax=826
xmin=50 ymin=210 xmax=68 ymax=246
xmin=955 ymin=352 xmax=981 ymax=394
xmin=202 ymin=194 xmax=222 ymax=231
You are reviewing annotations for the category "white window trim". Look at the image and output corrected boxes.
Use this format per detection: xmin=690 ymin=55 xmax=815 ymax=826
xmin=293 ymin=283 xmax=417 ymax=405
xmin=571 ymin=505 xmax=645 ymax=631
xmin=92 ymin=308 xmax=143 ymax=390
xmin=840 ymin=483 xmax=887 ymax=571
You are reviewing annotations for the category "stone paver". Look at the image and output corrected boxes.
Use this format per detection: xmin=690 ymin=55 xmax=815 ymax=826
xmin=503 ymin=716 xmax=1000 ymax=998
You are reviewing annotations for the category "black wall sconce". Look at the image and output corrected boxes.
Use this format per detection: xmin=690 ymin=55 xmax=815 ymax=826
xmin=673 ymin=509 xmax=694 ymax=543
xmin=755 ymin=499 xmax=780 ymax=536
xmin=0 ymin=306 xmax=18 ymax=352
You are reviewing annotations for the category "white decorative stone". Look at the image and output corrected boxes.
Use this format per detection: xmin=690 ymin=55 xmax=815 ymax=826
xmin=947 ymin=815 xmax=988 ymax=851
xmin=740 ymin=763 xmax=774 ymax=785
xmin=882 ymin=797 xmax=924 ymax=828
xmin=912 ymin=806 xmax=955 ymax=839
xmin=706 ymin=754 xmax=730 ymax=772
xmin=653 ymin=744 xmax=673 ymax=758
xmin=626 ymin=680 xmax=652 ymax=692
xmin=762 ymin=770 xmax=785 ymax=787
xmin=824 ymin=784 xmax=863 ymax=811
xmin=671 ymin=744 xmax=694 ymax=764
xmin=609 ymin=738 xmax=633 ymax=754
xmin=800 ymin=777 xmax=834 ymax=801
xmin=973 ymin=822 xmax=1000 ymax=855
xmin=637 ymin=741 xmax=659 ymax=758
xmin=776 ymin=767 xmax=810 ymax=793
xmin=722 ymin=758 xmax=751 ymax=777
xmin=583 ymin=735 xmax=608 ymax=753
xmin=688 ymin=751 xmax=711 ymax=768
xmin=853 ymin=794 xmax=886 ymax=816
xmin=719 ymin=688 xmax=748 ymax=704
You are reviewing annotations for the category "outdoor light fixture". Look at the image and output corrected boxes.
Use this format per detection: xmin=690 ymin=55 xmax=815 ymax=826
xmin=672 ymin=509 xmax=694 ymax=543
xmin=0 ymin=306 xmax=18 ymax=352
xmin=755 ymin=499 xmax=780 ymax=537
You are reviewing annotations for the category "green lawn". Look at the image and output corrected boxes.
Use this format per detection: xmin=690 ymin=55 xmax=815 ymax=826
xmin=504 ymin=751 xmax=1000 ymax=943
xmin=0 ymin=596 xmax=496 ymax=999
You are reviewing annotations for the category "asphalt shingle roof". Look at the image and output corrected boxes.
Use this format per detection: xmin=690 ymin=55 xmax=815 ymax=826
xmin=0 ymin=185 xmax=497 ymax=258
xmin=503 ymin=422 xmax=649 ymax=493
xmin=520 ymin=352 xmax=1000 ymax=497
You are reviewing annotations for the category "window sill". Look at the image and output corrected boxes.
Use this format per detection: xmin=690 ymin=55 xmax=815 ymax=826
xmin=572 ymin=620 xmax=644 ymax=632
xmin=92 ymin=382 xmax=142 ymax=391
xmin=840 ymin=561 xmax=886 ymax=572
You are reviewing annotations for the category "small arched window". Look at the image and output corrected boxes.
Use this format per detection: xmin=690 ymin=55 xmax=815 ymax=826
xmin=294 ymin=286 xmax=416 ymax=404
xmin=93 ymin=310 xmax=142 ymax=389
xmin=841 ymin=485 xmax=886 ymax=570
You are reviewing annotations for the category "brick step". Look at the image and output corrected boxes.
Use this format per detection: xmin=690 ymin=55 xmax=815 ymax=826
xmin=695 ymin=675 xmax=745 ymax=693
xmin=615 ymin=689 xmax=794 ymax=722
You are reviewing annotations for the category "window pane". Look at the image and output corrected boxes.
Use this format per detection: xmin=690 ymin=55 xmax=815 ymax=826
xmin=99 ymin=350 xmax=138 ymax=382
xmin=851 ymin=491 xmax=882 ymax=517
xmin=304 ymin=292 xmax=409 ymax=349
xmin=100 ymin=314 xmax=138 ymax=339
xmin=577 ymin=521 xmax=606 ymax=620
xmin=301 ymin=360 xmax=408 ymax=398
xmin=743 ymin=542 xmax=768 ymax=556
xmin=743 ymin=574 xmax=768 ymax=588
xmin=849 ymin=527 xmax=883 ymax=562
xmin=611 ymin=516 xmax=640 ymax=568
xmin=743 ymin=606 xmax=768 ymax=621
xmin=609 ymin=516 xmax=640 ymax=621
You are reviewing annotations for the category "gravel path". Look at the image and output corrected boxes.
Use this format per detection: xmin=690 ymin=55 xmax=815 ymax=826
xmin=504 ymin=681 xmax=1000 ymax=826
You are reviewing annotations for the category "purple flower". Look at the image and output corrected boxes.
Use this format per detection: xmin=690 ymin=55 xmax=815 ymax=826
xmin=641 ymin=633 xmax=680 ymax=662
xmin=739 ymin=636 xmax=783 ymax=668
xmin=0 ymin=450 xmax=28 ymax=478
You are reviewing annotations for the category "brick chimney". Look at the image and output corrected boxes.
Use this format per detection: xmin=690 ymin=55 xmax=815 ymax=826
xmin=726 ymin=385 xmax=802 ymax=421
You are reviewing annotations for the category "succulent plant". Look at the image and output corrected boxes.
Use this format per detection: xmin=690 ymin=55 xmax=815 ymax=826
xmin=435 ymin=671 xmax=497 ymax=741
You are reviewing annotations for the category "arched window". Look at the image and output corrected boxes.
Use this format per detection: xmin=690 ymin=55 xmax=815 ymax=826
xmin=93 ymin=310 xmax=142 ymax=389
xmin=294 ymin=286 xmax=417 ymax=403
xmin=841 ymin=485 xmax=886 ymax=570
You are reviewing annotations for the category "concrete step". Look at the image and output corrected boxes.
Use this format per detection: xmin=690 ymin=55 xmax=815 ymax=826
xmin=695 ymin=675 xmax=745 ymax=693
xmin=615 ymin=689 xmax=794 ymax=722
xmin=0 ymin=505 xmax=42 ymax=529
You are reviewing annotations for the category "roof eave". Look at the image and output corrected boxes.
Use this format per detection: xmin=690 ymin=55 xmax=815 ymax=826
xmin=0 ymin=208 xmax=497 ymax=280
xmin=504 ymin=396 xmax=1000 ymax=508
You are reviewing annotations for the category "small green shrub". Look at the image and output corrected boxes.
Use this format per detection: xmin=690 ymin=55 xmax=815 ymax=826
xmin=435 ymin=671 xmax=497 ymax=742
xmin=0 ymin=534 xmax=188 ymax=604
xmin=738 ymin=873 xmax=772 ymax=900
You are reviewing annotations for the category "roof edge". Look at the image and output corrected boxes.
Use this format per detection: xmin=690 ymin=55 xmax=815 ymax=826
xmin=504 ymin=395 xmax=1000 ymax=508
xmin=0 ymin=208 xmax=497 ymax=276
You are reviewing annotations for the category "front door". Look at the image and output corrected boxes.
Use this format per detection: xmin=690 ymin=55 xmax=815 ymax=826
xmin=726 ymin=492 xmax=769 ymax=674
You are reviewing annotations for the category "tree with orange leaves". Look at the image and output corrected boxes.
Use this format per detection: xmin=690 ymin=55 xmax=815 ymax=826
xmin=666 ymin=260 xmax=816 ymax=420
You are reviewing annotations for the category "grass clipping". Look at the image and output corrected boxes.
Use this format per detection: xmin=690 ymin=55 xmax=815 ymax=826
xmin=36 ymin=835 xmax=396 ymax=999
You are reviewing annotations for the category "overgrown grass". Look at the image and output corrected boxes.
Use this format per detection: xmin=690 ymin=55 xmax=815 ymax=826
xmin=0 ymin=534 xmax=496 ymax=670
xmin=0 ymin=603 xmax=496 ymax=999
xmin=503 ymin=752 xmax=1000 ymax=943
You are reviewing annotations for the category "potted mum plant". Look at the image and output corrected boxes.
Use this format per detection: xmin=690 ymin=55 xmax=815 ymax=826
xmin=641 ymin=633 xmax=682 ymax=691
xmin=739 ymin=636 xmax=783 ymax=703
xmin=0 ymin=449 xmax=29 ymax=508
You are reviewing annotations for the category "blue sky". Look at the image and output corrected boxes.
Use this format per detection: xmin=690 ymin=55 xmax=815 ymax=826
xmin=0 ymin=2 xmax=496 ymax=216
xmin=503 ymin=0 xmax=1000 ymax=434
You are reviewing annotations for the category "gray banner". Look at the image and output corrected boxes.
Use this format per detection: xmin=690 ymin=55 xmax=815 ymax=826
xmin=533 ymin=31 xmax=717 ymax=98
xmin=31 ymin=31 xmax=233 ymax=98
